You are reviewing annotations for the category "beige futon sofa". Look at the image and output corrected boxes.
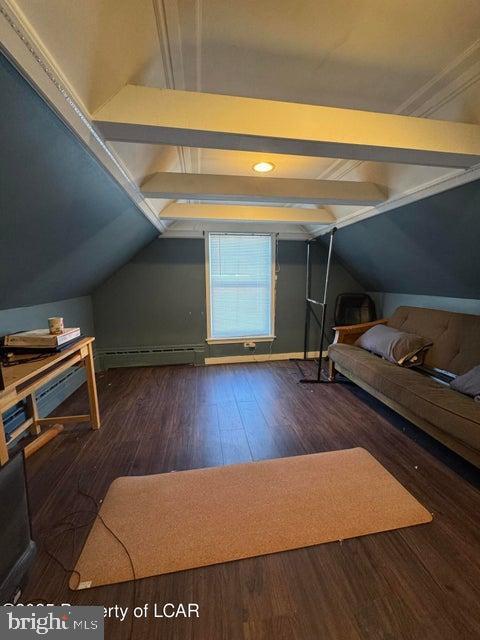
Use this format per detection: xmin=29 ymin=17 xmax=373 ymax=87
xmin=328 ymin=306 xmax=480 ymax=467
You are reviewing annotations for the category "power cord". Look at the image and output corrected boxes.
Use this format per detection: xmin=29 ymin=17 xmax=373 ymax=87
xmin=29 ymin=472 xmax=137 ymax=640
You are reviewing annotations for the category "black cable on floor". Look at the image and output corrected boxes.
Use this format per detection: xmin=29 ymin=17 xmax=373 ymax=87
xmin=29 ymin=472 xmax=137 ymax=640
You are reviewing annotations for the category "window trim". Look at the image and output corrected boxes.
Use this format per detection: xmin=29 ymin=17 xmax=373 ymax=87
xmin=205 ymin=232 xmax=276 ymax=344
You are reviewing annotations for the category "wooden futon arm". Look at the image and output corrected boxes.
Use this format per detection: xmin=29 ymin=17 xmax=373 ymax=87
xmin=332 ymin=318 xmax=388 ymax=345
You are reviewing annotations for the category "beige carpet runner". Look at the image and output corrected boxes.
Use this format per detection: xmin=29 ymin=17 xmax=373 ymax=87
xmin=70 ymin=447 xmax=432 ymax=590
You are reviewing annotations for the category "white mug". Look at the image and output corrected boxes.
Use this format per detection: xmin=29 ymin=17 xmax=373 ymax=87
xmin=48 ymin=317 xmax=64 ymax=335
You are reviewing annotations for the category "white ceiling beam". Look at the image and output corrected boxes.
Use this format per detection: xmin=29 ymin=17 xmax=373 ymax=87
xmin=141 ymin=172 xmax=386 ymax=205
xmin=161 ymin=203 xmax=335 ymax=225
xmin=93 ymin=86 xmax=480 ymax=168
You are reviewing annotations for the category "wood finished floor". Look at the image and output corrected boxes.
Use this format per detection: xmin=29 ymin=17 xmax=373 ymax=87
xmin=22 ymin=361 xmax=480 ymax=640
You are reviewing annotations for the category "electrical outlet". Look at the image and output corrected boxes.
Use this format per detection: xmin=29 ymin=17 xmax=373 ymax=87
xmin=244 ymin=341 xmax=256 ymax=349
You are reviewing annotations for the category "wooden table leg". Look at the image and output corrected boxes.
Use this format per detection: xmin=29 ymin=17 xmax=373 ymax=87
xmin=26 ymin=393 xmax=41 ymax=436
xmin=0 ymin=413 xmax=9 ymax=465
xmin=85 ymin=342 xmax=100 ymax=429
xmin=328 ymin=358 xmax=336 ymax=382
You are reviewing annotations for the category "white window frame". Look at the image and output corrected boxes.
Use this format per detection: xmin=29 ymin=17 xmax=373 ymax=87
xmin=205 ymin=232 xmax=276 ymax=344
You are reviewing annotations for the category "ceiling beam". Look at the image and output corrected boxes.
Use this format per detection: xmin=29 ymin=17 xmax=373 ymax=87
xmin=93 ymin=86 xmax=480 ymax=168
xmin=142 ymin=172 xmax=386 ymax=205
xmin=161 ymin=203 xmax=335 ymax=225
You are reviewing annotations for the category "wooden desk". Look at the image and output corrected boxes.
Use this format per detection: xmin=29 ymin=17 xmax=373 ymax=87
xmin=0 ymin=337 xmax=100 ymax=465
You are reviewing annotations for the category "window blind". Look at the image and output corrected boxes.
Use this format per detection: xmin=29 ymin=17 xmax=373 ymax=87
xmin=208 ymin=233 xmax=273 ymax=340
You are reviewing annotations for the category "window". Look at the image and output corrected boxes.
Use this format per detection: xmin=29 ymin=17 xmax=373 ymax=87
xmin=206 ymin=233 xmax=275 ymax=342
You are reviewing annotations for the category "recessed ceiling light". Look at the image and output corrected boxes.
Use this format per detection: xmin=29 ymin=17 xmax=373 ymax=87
xmin=253 ymin=161 xmax=275 ymax=173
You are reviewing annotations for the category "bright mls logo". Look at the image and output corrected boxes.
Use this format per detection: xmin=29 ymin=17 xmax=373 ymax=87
xmin=7 ymin=611 xmax=69 ymax=635
xmin=0 ymin=606 xmax=103 ymax=638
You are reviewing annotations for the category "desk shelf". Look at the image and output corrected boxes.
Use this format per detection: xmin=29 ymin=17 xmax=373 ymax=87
xmin=0 ymin=337 xmax=100 ymax=465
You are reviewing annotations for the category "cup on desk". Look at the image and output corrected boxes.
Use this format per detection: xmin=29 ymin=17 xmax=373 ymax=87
xmin=48 ymin=317 xmax=64 ymax=335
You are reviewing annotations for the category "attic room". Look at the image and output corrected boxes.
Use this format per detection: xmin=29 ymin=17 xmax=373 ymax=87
xmin=1 ymin=1 xmax=480 ymax=638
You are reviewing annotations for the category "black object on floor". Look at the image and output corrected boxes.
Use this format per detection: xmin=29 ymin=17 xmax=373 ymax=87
xmin=0 ymin=452 xmax=36 ymax=604
xmin=334 ymin=293 xmax=376 ymax=326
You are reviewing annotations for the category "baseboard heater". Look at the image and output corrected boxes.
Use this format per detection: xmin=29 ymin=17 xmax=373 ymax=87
xmin=98 ymin=344 xmax=206 ymax=370
xmin=4 ymin=365 xmax=87 ymax=438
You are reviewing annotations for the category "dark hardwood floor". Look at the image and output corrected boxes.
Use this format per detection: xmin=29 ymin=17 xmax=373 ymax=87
xmin=21 ymin=361 xmax=480 ymax=639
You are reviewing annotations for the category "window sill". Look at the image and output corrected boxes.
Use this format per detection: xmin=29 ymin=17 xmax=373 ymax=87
xmin=206 ymin=336 xmax=275 ymax=345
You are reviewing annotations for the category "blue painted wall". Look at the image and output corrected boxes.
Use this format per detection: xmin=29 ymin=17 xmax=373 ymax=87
xmin=0 ymin=297 xmax=95 ymax=336
xmin=0 ymin=52 xmax=157 ymax=438
xmin=92 ymin=238 xmax=365 ymax=363
xmin=330 ymin=179 xmax=480 ymax=300
xmin=0 ymin=52 xmax=157 ymax=310
xmin=373 ymin=292 xmax=480 ymax=318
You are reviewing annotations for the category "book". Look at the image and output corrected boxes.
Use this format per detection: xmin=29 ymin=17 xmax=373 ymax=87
xmin=0 ymin=336 xmax=83 ymax=359
xmin=3 ymin=328 xmax=81 ymax=348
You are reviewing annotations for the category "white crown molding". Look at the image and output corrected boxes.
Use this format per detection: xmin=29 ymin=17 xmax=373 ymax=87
xmin=0 ymin=0 xmax=166 ymax=232
xmin=153 ymin=0 xmax=198 ymax=173
xmin=311 ymin=161 xmax=480 ymax=236
xmin=312 ymin=38 xmax=480 ymax=234
xmin=194 ymin=0 xmax=203 ymax=173
xmin=317 ymin=39 xmax=480 ymax=184
xmin=397 ymin=39 xmax=480 ymax=118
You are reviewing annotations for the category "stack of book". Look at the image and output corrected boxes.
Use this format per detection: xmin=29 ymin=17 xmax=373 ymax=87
xmin=1 ymin=328 xmax=81 ymax=352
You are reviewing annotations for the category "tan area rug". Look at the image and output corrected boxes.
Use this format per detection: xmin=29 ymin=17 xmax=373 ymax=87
xmin=70 ymin=448 xmax=432 ymax=590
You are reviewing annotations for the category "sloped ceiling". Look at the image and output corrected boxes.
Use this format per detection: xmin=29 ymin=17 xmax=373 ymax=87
xmin=330 ymin=178 xmax=480 ymax=299
xmin=9 ymin=0 xmax=480 ymax=237
xmin=2 ymin=2 xmax=480 ymax=309
xmin=0 ymin=53 xmax=157 ymax=310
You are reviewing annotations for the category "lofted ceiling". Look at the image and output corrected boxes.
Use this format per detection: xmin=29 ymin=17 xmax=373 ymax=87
xmin=4 ymin=0 xmax=480 ymax=237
